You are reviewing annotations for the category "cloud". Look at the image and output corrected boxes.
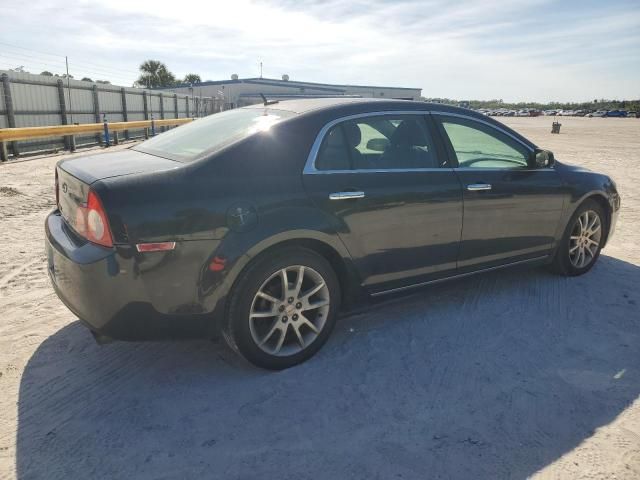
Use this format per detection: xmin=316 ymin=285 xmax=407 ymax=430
xmin=1 ymin=0 xmax=638 ymax=101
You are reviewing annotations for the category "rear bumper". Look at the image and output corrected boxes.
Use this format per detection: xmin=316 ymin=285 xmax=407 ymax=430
xmin=45 ymin=210 xmax=214 ymax=341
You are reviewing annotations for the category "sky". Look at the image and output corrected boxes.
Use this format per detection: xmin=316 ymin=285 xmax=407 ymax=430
xmin=1 ymin=0 xmax=639 ymax=102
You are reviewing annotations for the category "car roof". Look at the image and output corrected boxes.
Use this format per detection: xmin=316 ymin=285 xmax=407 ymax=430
xmin=242 ymin=97 xmax=478 ymax=117
xmin=243 ymin=97 xmax=537 ymax=149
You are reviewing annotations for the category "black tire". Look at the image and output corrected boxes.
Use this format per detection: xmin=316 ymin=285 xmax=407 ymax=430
xmin=549 ymin=199 xmax=607 ymax=276
xmin=223 ymin=247 xmax=341 ymax=370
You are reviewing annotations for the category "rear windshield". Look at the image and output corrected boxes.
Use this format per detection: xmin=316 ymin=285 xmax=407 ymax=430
xmin=133 ymin=108 xmax=295 ymax=162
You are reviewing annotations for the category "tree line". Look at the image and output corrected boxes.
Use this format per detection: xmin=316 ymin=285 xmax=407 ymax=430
xmin=134 ymin=60 xmax=201 ymax=88
xmin=424 ymin=97 xmax=640 ymax=112
xmin=36 ymin=60 xmax=201 ymax=88
xmin=39 ymin=71 xmax=112 ymax=84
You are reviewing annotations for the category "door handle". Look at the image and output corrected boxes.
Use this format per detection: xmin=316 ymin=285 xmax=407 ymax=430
xmin=466 ymin=183 xmax=492 ymax=192
xmin=329 ymin=191 xmax=365 ymax=200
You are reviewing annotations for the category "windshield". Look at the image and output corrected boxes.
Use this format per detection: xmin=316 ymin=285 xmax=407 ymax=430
xmin=133 ymin=108 xmax=295 ymax=162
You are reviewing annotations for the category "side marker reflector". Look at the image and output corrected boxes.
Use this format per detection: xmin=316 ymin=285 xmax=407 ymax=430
xmin=209 ymin=256 xmax=226 ymax=272
xmin=136 ymin=242 xmax=176 ymax=253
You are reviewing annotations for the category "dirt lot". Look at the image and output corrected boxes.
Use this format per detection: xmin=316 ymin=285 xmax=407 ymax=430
xmin=0 ymin=116 xmax=639 ymax=479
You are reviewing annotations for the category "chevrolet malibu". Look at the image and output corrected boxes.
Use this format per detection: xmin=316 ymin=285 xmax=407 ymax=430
xmin=46 ymin=98 xmax=620 ymax=369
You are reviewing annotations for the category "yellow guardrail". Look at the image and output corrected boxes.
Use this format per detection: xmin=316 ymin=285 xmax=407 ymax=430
xmin=0 ymin=118 xmax=194 ymax=142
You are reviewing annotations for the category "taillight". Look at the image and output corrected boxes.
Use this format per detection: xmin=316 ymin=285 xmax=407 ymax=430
xmin=85 ymin=190 xmax=113 ymax=247
xmin=72 ymin=190 xmax=113 ymax=247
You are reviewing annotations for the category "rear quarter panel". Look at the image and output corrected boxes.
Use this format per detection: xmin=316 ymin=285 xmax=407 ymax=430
xmin=94 ymin=115 xmax=362 ymax=332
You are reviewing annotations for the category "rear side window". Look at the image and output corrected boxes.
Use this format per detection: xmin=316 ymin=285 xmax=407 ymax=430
xmin=134 ymin=108 xmax=295 ymax=162
xmin=314 ymin=115 xmax=442 ymax=171
xmin=315 ymin=126 xmax=351 ymax=171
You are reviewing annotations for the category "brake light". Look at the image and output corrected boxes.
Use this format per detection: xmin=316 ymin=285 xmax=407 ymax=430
xmin=71 ymin=190 xmax=113 ymax=247
xmin=85 ymin=190 xmax=113 ymax=247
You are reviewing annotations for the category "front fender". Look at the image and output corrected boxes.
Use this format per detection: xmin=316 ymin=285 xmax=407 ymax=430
xmin=555 ymin=162 xmax=620 ymax=246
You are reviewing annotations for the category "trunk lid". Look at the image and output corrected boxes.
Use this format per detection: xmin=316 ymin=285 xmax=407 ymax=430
xmin=58 ymin=149 xmax=181 ymax=185
xmin=56 ymin=149 xmax=180 ymax=236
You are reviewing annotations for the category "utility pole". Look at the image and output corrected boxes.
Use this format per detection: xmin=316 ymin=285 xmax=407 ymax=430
xmin=65 ymin=56 xmax=74 ymax=123
xmin=189 ymin=84 xmax=194 ymax=117
xmin=260 ymin=61 xmax=263 ymax=79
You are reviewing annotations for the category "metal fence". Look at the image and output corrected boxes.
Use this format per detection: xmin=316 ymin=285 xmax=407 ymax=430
xmin=0 ymin=70 xmax=221 ymax=158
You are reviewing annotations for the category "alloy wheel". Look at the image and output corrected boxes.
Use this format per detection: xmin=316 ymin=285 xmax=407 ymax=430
xmin=569 ymin=210 xmax=602 ymax=268
xmin=249 ymin=265 xmax=330 ymax=356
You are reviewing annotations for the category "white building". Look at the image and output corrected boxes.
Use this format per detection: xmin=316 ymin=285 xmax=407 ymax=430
xmin=161 ymin=75 xmax=422 ymax=109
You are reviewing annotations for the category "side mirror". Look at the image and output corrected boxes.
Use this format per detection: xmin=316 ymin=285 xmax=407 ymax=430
xmin=366 ymin=138 xmax=390 ymax=152
xmin=532 ymin=149 xmax=554 ymax=168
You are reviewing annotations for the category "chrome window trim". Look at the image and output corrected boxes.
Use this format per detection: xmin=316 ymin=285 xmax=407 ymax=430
xmin=302 ymin=109 xmax=536 ymax=174
xmin=306 ymin=167 xmax=453 ymax=174
xmin=303 ymin=110 xmax=438 ymax=174
xmin=453 ymin=167 xmax=555 ymax=172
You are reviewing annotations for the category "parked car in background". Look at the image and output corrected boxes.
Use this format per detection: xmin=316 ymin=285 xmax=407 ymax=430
xmin=45 ymin=98 xmax=621 ymax=369
xmin=588 ymin=111 xmax=608 ymax=117
xmin=606 ymin=110 xmax=627 ymax=117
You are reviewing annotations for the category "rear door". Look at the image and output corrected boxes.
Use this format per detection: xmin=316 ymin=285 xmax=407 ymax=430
xmin=432 ymin=113 xmax=565 ymax=270
xmin=302 ymin=112 xmax=463 ymax=293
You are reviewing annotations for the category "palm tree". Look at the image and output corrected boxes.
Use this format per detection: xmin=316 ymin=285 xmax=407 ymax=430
xmin=136 ymin=60 xmax=176 ymax=88
xmin=183 ymin=73 xmax=201 ymax=84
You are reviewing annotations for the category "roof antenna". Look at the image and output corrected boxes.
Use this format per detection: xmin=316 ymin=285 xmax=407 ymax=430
xmin=260 ymin=93 xmax=279 ymax=106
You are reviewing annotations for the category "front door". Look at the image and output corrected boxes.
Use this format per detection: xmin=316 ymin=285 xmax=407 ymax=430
xmin=433 ymin=114 xmax=565 ymax=270
xmin=302 ymin=113 xmax=463 ymax=292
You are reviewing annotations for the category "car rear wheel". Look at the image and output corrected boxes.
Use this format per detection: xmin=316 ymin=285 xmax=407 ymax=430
xmin=550 ymin=199 xmax=606 ymax=276
xmin=223 ymin=247 xmax=340 ymax=370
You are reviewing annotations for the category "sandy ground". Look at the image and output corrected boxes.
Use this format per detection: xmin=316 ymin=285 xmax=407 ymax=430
xmin=0 ymin=116 xmax=639 ymax=479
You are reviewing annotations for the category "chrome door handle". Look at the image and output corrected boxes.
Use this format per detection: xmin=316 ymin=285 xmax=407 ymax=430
xmin=329 ymin=191 xmax=365 ymax=200
xmin=467 ymin=183 xmax=492 ymax=191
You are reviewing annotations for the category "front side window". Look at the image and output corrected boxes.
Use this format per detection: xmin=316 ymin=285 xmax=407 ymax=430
xmin=438 ymin=117 xmax=530 ymax=169
xmin=314 ymin=115 xmax=442 ymax=171
xmin=134 ymin=108 xmax=295 ymax=162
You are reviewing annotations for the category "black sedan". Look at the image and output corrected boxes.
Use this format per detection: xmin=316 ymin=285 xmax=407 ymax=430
xmin=46 ymin=98 xmax=620 ymax=369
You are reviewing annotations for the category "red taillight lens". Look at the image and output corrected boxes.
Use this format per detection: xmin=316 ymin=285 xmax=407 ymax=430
xmin=85 ymin=190 xmax=113 ymax=247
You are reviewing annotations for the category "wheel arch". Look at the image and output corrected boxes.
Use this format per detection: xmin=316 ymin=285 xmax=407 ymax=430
xmin=240 ymin=235 xmax=361 ymax=306
xmin=209 ymin=231 xmax=362 ymax=336
xmin=573 ymin=192 xmax=613 ymax=246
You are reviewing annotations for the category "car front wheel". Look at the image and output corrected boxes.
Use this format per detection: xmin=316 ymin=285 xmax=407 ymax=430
xmin=223 ymin=247 xmax=340 ymax=370
xmin=550 ymin=199 xmax=607 ymax=276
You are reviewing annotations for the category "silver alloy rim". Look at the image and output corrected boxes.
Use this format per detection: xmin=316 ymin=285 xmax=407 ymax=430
xmin=569 ymin=210 xmax=602 ymax=268
xmin=249 ymin=265 xmax=330 ymax=356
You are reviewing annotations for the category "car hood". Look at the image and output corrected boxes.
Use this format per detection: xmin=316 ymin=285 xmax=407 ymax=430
xmin=58 ymin=148 xmax=181 ymax=184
